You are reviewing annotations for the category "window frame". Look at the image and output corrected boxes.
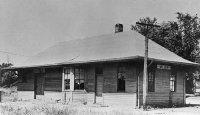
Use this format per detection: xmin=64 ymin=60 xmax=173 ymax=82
xmin=170 ymin=69 xmax=177 ymax=92
xmin=74 ymin=68 xmax=85 ymax=90
xmin=63 ymin=67 xmax=86 ymax=91
xmin=148 ymin=68 xmax=155 ymax=92
xmin=63 ymin=68 xmax=71 ymax=90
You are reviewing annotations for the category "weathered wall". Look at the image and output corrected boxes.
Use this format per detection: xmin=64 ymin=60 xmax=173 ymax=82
xmin=103 ymin=63 xmax=117 ymax=93
xmin=18 ymin=68 xmax=62 ymax=91
xmin=171 ymin=70 xmax=185 ymax=105
xmin=45 ymin=68 xmax=62 ymax=91
xmin=86 ymin=62 xmax=137 ymax=93
xmin=147 ymin=69 xmax=171 ymax=106
xmin=85 ymin=65 xmax=95 ymax=92
xmin=17 ymin=62 xmax=186 ymax=107
xmin=125 ymin=63 xmax=137 ymax=93
xmin=138 ymin=66 xmax=185 ymax=106
xmin=18 ymin=69 xmax=34 ymax=91
xmin=85 ymin=62 xmax=137 ymax=106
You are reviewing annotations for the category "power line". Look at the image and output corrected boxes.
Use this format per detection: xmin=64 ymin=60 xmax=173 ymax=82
xmin=0 ymin=50 xmax=33 ymax=57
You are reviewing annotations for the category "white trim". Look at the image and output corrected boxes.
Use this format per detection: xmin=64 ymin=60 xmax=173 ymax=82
xmin=62 ymin=67 xmax=65 ymax=92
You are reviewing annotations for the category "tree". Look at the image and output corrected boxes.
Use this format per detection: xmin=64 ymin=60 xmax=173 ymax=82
xmin=0 ymin=63 xmax=13 ymax=68
xmin=0 ymin=63 xmax=18 ymax=87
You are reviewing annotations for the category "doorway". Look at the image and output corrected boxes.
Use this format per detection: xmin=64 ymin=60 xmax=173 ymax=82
xmin=117 ymin=65 xmax=125 ymax=91
xmin=95 ymin=67 xmax=103 ymax=96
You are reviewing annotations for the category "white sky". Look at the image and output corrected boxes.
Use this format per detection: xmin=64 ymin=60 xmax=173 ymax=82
xmin=0 ymin=0 xmax=200 ymax=66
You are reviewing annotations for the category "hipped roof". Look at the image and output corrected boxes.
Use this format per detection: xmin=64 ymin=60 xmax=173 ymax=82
xmin=11 ymin=31 xmax=198 ymax=69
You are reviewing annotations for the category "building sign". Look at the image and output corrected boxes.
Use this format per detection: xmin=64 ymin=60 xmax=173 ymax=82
xmin=157 ymin=64 xmax=171 ymax=70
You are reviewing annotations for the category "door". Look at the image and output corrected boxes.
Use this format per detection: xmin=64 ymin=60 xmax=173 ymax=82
xmin=96 ymin=75 xmax=103 ymax=96
xmin=117 ymin=65 xmax=126 ymax=91
xmin=35 ymin=73 xmax=45 ymax=95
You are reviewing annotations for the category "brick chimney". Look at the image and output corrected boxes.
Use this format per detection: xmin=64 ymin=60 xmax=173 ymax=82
xmin=115 ymin=23 xmax=123 ymax=33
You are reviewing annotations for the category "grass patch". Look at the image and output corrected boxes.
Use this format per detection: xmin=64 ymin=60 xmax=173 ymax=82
xmin=0 ymin=103 xmax=76 ymax=115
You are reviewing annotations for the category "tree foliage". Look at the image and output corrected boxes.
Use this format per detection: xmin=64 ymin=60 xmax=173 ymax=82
xmin=131 ymin=12 xmax=200 ymax=62
xmin=0 ymin=63 xmax=13 ymax=68
xmin=0 ymin=63 xmax=17 ymax=87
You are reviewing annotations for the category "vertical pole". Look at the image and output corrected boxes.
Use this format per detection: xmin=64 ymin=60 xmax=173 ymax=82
xmin=135 ymin=22 xmax=160 ymax=110
xmin=143 ymin=25 xmax=149 ymax=110
xmin=34 ymin=75 xmax=37 ymax=99
xmin=137 ymin=73 xmax=140 ymax=107
xmin=94 ymin=73 xmax=96 ymax=104
xmin=136 ymin=64 xmax=140 ymax=107
xmin=64 ymin=92 xmax=66 ymax=103
xmin=143 ymin=33 xmax=148 ymax=110
xmin=0 ymin=69 xmax=1 ymax=102
xmin=71 ymin=91 xmax=73 ymax=102
xmin=183 ymin=76 xmax=186 ymax=105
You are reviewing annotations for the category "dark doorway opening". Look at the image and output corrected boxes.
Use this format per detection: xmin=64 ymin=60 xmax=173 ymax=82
xmin=95 ymin=66 xmax=103 ymax=96
xmin=117 ymin=65 xmax=125 ymax=92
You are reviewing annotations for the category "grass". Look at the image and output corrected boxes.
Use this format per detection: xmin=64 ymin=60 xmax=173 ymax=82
xmin=0 ymin=87 xmax=18 ymax=102
xmin=0 ymin=102 xmax=76 ymax=115
xmin=1 ymin=88 xmax=200 ymax=115
xmin=0 ymin=101 xmax=141 ymax=115
xmin=1 ymin=100 xmax=200 ymax=115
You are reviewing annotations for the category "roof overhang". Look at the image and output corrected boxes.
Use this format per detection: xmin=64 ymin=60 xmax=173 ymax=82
xmin=2 ymin=56 xmax=199 ymax=70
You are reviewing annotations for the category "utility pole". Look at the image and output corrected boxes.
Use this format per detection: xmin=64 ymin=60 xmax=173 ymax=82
xmin=136 ymin=22 xmax=160 ymax=110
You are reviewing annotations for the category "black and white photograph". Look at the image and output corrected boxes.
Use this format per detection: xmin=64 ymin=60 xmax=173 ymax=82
xmin=0 ymin=0 xmax=200 ymax=114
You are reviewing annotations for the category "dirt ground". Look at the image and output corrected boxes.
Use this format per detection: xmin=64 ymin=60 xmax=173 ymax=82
xmin=0 ymin=95 xmax=200 ymax=115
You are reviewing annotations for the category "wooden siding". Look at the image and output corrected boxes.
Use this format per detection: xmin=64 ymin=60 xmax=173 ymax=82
xmin=85 ymin=65 xmax=95 ymax=92
xmin=44 ymin=68 xmax=62 ymax=91
xmin=146 ymin=69 xmax=170 ymax=106
xmin=103 ymin=63 xmax=117 ymax=93
xmin=17 ymin=62 xmax=186 ymax=107
xmin=125 ymin=64 xmax=137 ymax=93
xmin=18 ymin=69 xmax=34 ymax=91
xmin=138 ymin=68 xmax=185 ymax=106
xmin=96 ymin=75 xmax=103 ymax=96
xmin=171 ymin=70 xmax=185 ymax=105
xmin=18 ymin=68 xmax=62 ymax=91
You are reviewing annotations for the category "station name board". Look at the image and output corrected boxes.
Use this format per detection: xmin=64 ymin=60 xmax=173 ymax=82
xmin=157 ymin=64 xmax=171 ymax=70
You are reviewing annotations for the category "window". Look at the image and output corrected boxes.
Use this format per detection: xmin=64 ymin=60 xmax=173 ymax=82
xmin=74 ymin=68 xmax=85 ymax=90
xmin=148 ymin=70 xmax=155 ymax=92
xmin=64 ymin=68 xmax=71 ymax=90
xmin=117 ymin=65 xmax=126 ymax=91
xmin=170 ymin=70 xmax=176 ymax=92
xmin=63 ymin=67 xmax=85 ymax=90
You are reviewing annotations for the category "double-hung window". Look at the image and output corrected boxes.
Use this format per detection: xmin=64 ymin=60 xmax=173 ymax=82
xmin=64 ymin=68 xmax=71 ymax=90
xmin=170 ymin=70 xmax=176 ymax=92
xmin=148 ymin=69 xmax=155 ymax=92
xmin=74 ymin=68 xmax=85 ymax=90
xmin=64 ymin=67 xmax=85 ymax=91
